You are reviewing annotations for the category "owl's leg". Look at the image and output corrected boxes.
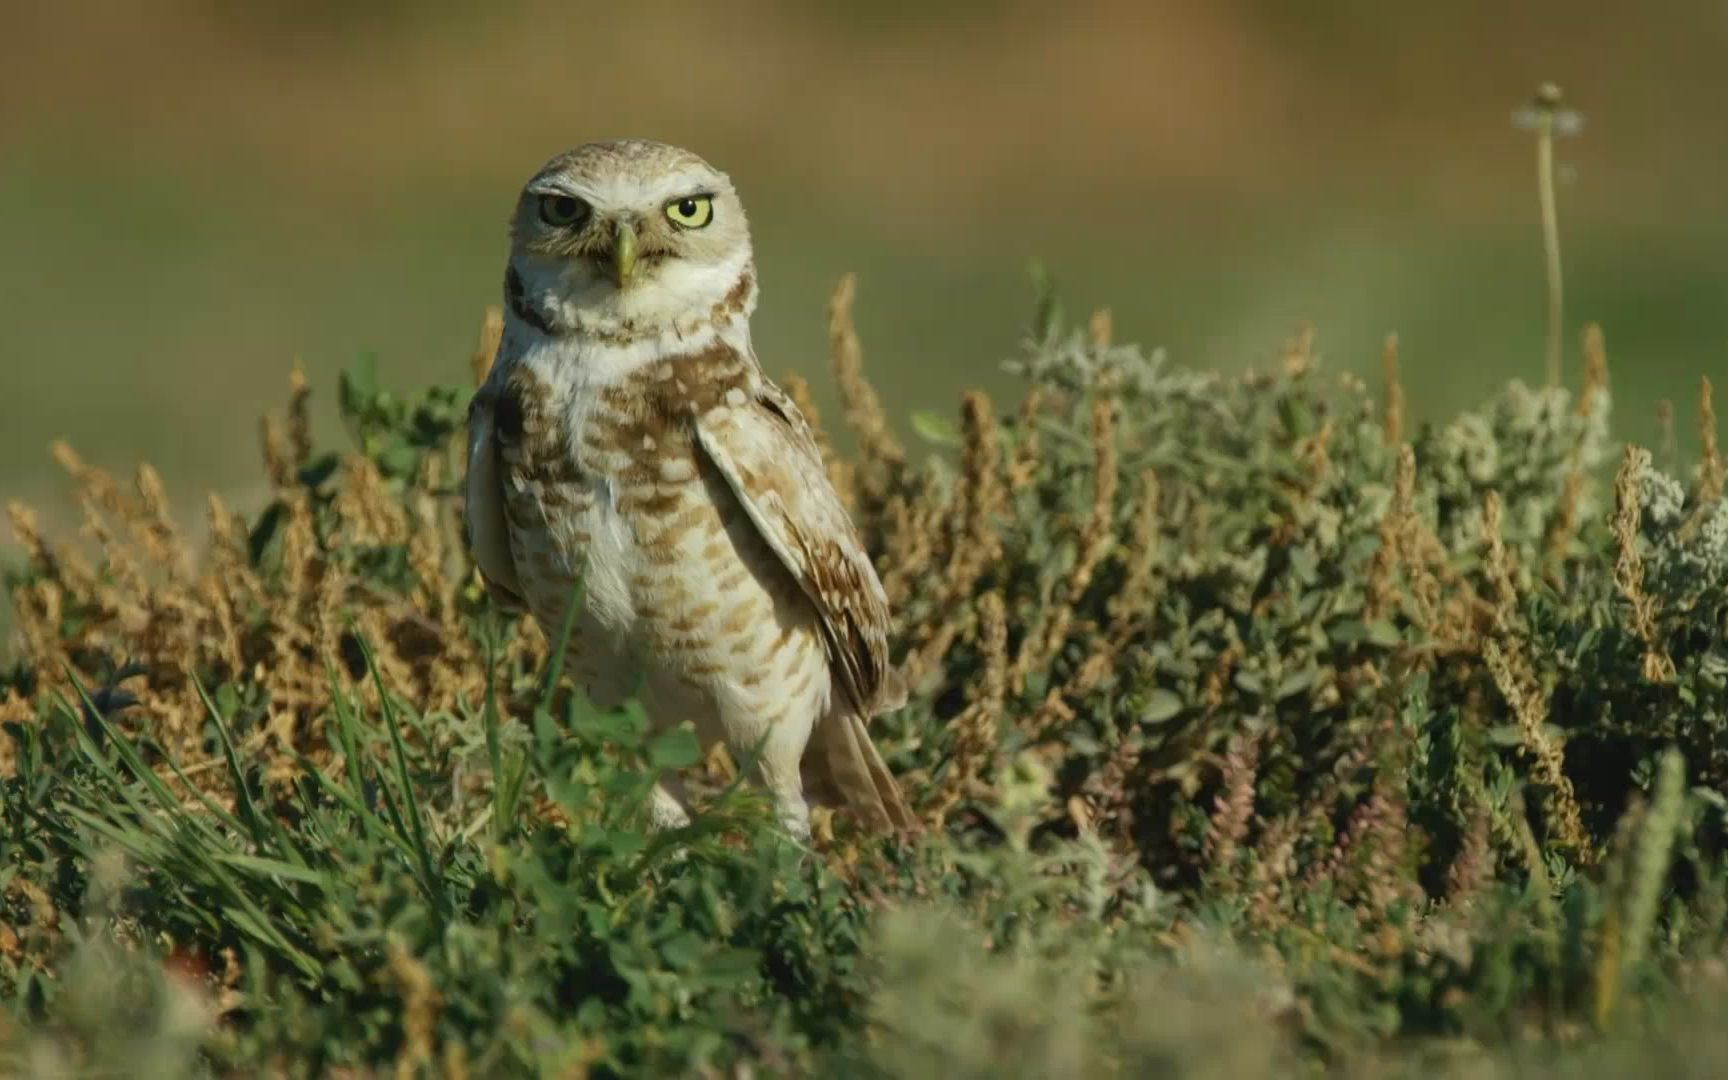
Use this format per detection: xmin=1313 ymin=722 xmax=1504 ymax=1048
xmin=720 ymin=695 xmax=817 ymax=842
xmin=754 ymin=724 xmax=813 ymax=841
xmin=712 ymin=634 xmax=829 ymax=841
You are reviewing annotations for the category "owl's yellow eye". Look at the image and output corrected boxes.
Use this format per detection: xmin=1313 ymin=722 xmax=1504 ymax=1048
xmin=665 ymin=194 xmax=714 ymax=229
xmin=538 ymin=194 xmax=589 ymax=228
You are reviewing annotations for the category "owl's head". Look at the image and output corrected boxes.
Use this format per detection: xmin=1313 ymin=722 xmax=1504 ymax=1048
xmin=507 ymin=140 xmax=755 ymax=336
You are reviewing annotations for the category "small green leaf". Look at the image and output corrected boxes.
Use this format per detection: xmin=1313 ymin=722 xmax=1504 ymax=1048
xmin=1028 ymin=257 xmax=1064 ymax=343
xmin=649 ymin=727 xmax=702 ymax=770
xmin=1328 ymin=619 xmax=1402 ymax=648
xmin=658 ymin=931 xmax=704 ymax=970
xmin=909 ymin=410 xmax=962 ymax=447
xmin=377 ymin=440 xmax=420 ymax=478
xmin=339 ymin=353 xmax=380 ymax=416
xmin=1144 ymin=689 xmax=1185 ymax=724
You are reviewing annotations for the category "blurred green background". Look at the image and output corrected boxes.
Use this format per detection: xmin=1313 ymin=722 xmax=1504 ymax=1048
xmin=2 ymin=0 xmax=1725 ymax=526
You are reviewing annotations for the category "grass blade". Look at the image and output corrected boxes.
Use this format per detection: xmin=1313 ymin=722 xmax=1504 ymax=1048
xmin=325 ymin=658 xmax=377 ymax=816
xmin=357 ymin=633 xmax=443 ymax=919
xmin=213 ymin=852 xmax=331 ymax=887
xmin=194 ymin=675 xmax=266 ymax=839
xmin=481 ymin=634 xmax=518 ymax=839
xmin=540 ymin=577 xmax=586 ymax=704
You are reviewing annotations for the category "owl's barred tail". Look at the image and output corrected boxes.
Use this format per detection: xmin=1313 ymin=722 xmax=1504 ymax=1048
xmin=808 ymin=712 xmax=919 ymax=834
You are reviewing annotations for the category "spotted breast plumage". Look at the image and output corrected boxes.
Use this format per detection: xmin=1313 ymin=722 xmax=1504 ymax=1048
xmin=464 ymin=139 xmax=915 ymax=837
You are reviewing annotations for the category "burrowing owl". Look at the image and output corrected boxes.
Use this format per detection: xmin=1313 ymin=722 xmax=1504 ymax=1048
xmin=465 ymin=139 xmax=915 ymax=838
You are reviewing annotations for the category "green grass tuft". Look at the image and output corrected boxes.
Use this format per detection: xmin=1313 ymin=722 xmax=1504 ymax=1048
xmin=4 ymin=282 xmax=1728 ymax=1075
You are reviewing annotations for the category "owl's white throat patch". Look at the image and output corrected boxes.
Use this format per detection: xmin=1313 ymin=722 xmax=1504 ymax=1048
xmin=507 ymin=244 xmax=757 ymax=347
xmin=501 ymin=259 xmax=759 ymax=390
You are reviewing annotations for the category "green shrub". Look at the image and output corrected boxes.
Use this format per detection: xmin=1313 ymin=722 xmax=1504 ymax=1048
xmin=3 ymin=281 xmax=1726 ymax=1075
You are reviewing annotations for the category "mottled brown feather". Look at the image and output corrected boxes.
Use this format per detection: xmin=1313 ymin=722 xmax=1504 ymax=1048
xmin=463 ymin=386 xmax=527 ymax=610
xmin=691 ymin=368 xmax=901 ymax=718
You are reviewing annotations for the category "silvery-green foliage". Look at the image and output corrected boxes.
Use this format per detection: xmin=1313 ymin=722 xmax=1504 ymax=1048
xmin=1418 ymin=379 xmax=1613 ymax=557
xmin=7 ymin=317 xmax=1728 ymax=1076
xmin=1639 ymin=457 xmax=1728 ymax=606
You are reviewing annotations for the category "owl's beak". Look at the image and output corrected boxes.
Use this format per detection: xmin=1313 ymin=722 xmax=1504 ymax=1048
xmin=608 ymin=219 xmax=639 ymax=288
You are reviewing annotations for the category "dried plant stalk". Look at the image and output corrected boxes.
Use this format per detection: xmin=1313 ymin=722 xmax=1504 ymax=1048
xmin=902 ymin=392 xmax=1004 ymax=683
xmin=1544 ymin=469 xmax=1585 ymax=566
xmin=1282 ymin=323 xmax=1317 ymax=379
xmin=2 ymin=361 xmax=554 ymax=799
xmin=1612 ymin=445 xmax=1676 ymax=683
xmin=1655 ymin=400 xmax=1677 ymax=465
xmin=1367 ymin=443 xmax=1444 ymax=630
xmin=1204 ymin=731 xmax=1261 ymax=879
xmin=1088 ymin=307 xmax=1113 ymax=350
xmin=1381 ymin=333 xmax=1404 ymax=446
xmin=260 ymin=410 xmax=296 ymax=491
xmin=828 ymin=274 xmax=904 ymax=507
xmin=878 ymin=493 xmax=936 ymax=612
xmin=1107 ymin=469 xmax=1161 ymax=627
xmin=781 ymin=371 xmax=855 ymax=509
xmin=1577 ymin=324 xmax=1609 ymax=418
xmin=1481 ymin=491 xmax=1519 ymax=632
xmin=388 ymin=938 xmax=443 ymax=1078
xmin=1007 ymin=384 xmax=1046 ymax=491
xmin=288 ymin=361 xmax=314 ymax=471
xmin=1012 ymin=398 xmax=1118 ymax=691
xmin=1483 ymin=639 xmax=1589 ymax=858
xmin=928 ymin=590 xmax=1009 ymax=824
xmin=1544 ymin=325 xmax=1611 ymax=564
xmin=1700 ymin=376 xmax=1724 ymax=503
xmin=1445 ymin=809 xmax=1495 ymax=910
xmin=1474 ymin=488 xmax=1591 ymax=858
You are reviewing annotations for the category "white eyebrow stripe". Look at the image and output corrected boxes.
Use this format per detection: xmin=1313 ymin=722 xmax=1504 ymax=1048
xmin=524 ymin=178 xmax=589 ymax=198
xmin=527 ymin=169 xmax=726 ymax=210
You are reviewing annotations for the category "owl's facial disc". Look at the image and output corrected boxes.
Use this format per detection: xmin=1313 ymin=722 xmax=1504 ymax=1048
xmin=509 ymin=142 xmax=755 ymax=334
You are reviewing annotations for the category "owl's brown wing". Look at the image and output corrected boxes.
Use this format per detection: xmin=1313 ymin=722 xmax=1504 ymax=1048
xmin=463 ymin=385 xmax=527 ymax=609
xmin=692 ymin=377 xmax=906 ymax=718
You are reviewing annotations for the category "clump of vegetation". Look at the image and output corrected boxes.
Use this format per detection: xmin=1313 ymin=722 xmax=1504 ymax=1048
xmin=3 ymin=274 xmax=1727 ymax=1076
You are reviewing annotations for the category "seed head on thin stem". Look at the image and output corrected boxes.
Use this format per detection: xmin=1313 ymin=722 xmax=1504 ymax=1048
xmin=1514 ymin=83 xmax=1584 ymax=389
